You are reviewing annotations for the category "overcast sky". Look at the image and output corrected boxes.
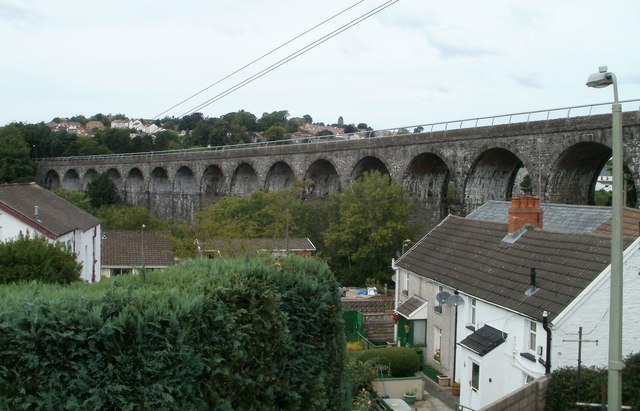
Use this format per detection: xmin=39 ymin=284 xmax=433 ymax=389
xmin=2 ymin=0 xmax=639 ymax=130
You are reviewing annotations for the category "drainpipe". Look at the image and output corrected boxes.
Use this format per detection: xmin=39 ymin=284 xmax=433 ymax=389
xmin=452 ymin=293 xmax=459 ymax=382
xmin=391 ymin=258 xmax=398 ymax=343
xmin=542 ymin=311 xmax=551 ymax=374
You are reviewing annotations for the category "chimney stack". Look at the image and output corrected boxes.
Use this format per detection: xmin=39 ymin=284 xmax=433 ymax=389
xmin=508 ymin=196 xmax=543 ymax=234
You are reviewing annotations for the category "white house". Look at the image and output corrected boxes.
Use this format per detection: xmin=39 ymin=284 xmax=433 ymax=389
xmin=394 ymin=196 xmax=640 ymax=409
xmin=0 ymin=183 xmax=102 ymax=282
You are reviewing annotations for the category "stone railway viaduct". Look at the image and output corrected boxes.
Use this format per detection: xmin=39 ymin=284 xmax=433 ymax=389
xmin=36 ymin=111 xmax=640 ymax=232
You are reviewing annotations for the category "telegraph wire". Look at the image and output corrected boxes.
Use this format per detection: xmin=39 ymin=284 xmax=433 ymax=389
xmin=153 ymin=0 xmax=366 ymax=120
xmin=177 ymin=0 xmax=399 ymax=118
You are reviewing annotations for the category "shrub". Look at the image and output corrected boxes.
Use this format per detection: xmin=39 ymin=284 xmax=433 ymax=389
xmin=352 ymin=347 xmax=420 ymax=378
xmin=0 ymin=256 xmax=349 ymax=409
xmin=0 ymin=233 xmax=81 ymax=284
xmin=546 ymin=353 xmax=640 ymax=410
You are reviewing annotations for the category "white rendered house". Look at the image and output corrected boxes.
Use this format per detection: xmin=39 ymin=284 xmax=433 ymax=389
xmin=0 ymin=183 xmax=101 ymax=282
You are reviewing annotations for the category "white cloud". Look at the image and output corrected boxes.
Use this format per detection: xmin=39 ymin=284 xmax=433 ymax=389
xmin=1 ymin=0 xmax=639 ymax=129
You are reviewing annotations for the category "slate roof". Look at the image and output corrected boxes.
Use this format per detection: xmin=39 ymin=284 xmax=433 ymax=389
xmin=468 ymin=200 xmax=613 ymax=233
xmin=396 ymin=215 xmax=634 ymax=321
xmin=102 ymin=230 xmax=174 ymax=267
xmin=396 ymin=296 xmax=428 ymax=319
xmin=0 ymin=182 xmax=100 ymax=238
xmin=459 ymin=324 xmax=507 ymax=356
xmin=202 ymin=238 xmax=316 ymax=256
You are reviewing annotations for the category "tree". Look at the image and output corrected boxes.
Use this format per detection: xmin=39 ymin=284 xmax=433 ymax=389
xmin=0 ymin=233 xmax=82 ymax=284
xmin=63 ymin=136 xmax=111 ymax=156
xmin=95 ymin=128 xmax=131 ymax=153
xmin=316 ymin=129 xmax=333 ymax=137
xmin=265 ymin=125 xmax=288 ymax=141
xmin=0 ymin=125 xmax=34 ymax=183
xmin=343 ymin=124 xmax=358 ymax=134
xmin=52 ymin=188 xmax=92 ymax=212
xmin=337 ymin=116 xmax=344 ymax=126
xmin=357 ymin=123 xmax=368 ymax=130
xmin=86 ymin=173 xmax=120 ymax=208
xmin=95 ymin=205 xmax=169 ymax=230
xmin=323 ymin=171 xmax=417 ymax=285
xmin=303 ymin=114 xmax=313 ymax=124
xmin=257 ymin=110 xmax=289 ymax=131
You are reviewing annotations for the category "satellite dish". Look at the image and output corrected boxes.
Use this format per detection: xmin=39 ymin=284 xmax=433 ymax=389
xmin=391 ymin=274 xmax=397 ymax=283
xmin=436 ymin=291 xmax=451 ymax=304
xmin=447 ymin=294 xmax=465 ymax=307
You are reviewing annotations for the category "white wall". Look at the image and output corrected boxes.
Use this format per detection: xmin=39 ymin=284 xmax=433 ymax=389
xmin=455 ymin=295 xmax=546 ymax=410
xmin=552 ymin=238 xmax=640 ymax=370
xmin=0 ymin=211 xmax=101 ymax=283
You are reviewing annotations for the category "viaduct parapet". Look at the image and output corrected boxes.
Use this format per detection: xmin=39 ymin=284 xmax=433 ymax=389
xmin=36 ymin=112 xmax=640 ymax=231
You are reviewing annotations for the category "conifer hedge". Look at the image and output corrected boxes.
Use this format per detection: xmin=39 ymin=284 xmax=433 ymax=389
xmin=0 ymin=256 xmax=349 ymax=410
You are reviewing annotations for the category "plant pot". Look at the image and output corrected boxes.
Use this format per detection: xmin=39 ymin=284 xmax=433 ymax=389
xmin=403 ymin=393 xmax=416 ymax=405
xmin=451 ymin=386 xmax=460 ymax=396
xmin=437 ymin=375 xmax=450 ymax=386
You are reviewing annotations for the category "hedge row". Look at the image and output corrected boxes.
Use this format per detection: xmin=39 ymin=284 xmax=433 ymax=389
xmin=350 ymin=347 xmax=420 ymax=378
xmin=0 ymin=256 xmax=349 ymax=410
xmin=546 ymin=353 xmax=640 ymax=410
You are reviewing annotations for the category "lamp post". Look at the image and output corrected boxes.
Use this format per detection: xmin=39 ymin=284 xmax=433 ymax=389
xmin=586 ymin=66 xmax=623 ymax=410
xmin=141 ymin=224 xmax=146 ymax=279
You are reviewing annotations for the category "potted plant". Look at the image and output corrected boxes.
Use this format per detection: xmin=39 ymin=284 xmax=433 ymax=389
xmin=403 ymin=388 xmax=417 ymax=405
xmin=451 ymin=381 xmax=460 ymax=396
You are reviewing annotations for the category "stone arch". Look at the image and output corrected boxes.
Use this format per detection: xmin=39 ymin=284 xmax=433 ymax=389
xmin=174 ymin=166 xmax=196 ymax=194
xmin=173 ymin=166 xmax=198 ymax=219
xmin=351 ymin=156 xmax=390 ymax=182
xmin=201 ymin=165 xmax=225 ymax=209
xmin=62 ymin=169 xmax=81 ymax=191
xmin=303 ymin=159 xmax=340 ymax=200
xmin=44 ymin=170 xmax=61 ymax=189
xmin=149 ymin=167 xmax=171 ymax=215
xmin=265 ymin=161 xmax=295 ymax=192
xmin=403 ymin=152 xmax=452 ymax=221
xmin=465 ymin=148 xmax=523 ymax=213
xmin=125 ymin=168 xmax=145 ymax=206
xmin=403 ymin=153 xmax=451 ymax=201
xmin=230 ymin=163 xmax=260 ymax=196
xmin=106 ymin=168 xmax=123 ymax=194
xmin=82 ymin=169 xmax=98 ymax=190
xmin=547 ymin=142 xmax=614 ymax=205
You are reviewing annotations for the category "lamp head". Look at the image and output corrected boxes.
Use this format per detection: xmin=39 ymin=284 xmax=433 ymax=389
xmin=586 ymin=66 xmax=613 ymax=88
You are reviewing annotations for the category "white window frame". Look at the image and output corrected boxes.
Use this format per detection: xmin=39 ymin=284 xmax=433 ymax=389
xmin=470 ymin=298 xmax=477 ymax=325
xmin=528 ymin=320 xmax=537 ymax=352
xmin=471 ymin=361 xmax=480 ymax=391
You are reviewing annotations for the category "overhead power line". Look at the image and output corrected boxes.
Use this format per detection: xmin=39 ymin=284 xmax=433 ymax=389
xmin=177 ymin=0 xmax=399 ymax=118
xmin=153 ymin=0 xmax=366 ymax=119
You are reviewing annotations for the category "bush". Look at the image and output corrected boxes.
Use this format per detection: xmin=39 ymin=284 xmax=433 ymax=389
xmin=546 ymin=353 xmax=640 ymax=410
xmin=0 ymin=233 xmax=81 ymax=284
xmin=352 ymin=347 xmax=420 ymax=378
xmin=0 ymin=256 xmax=348 ymax=409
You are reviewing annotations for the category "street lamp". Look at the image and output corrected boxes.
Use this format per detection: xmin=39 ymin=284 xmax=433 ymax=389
xmin=586 ymin=66 xmax=623 ymax=410
xmin=141 ymin=224 xmax=146 ymax=279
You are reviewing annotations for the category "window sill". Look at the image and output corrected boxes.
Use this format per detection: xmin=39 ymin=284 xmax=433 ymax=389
xmin=520 ymin=352 xmax=536 ymax=362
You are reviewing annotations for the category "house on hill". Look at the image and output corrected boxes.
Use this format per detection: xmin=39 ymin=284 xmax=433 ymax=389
xmin=393 ymin=196 xmax=640 ymax=410
xmin=101 ymin=230 xmax=174 ymax=278
xmin=0 ymin=183 xmax=101 ymax=282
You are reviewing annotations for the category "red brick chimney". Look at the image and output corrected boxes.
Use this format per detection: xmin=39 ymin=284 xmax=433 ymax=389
xmin=508 ymin=196 xmax=543 ymax=233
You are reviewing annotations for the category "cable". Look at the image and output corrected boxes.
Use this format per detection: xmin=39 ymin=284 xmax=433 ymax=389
xmin=178 ymin=0 xmax=399 ymax=117
xmin=152 ymin=0 xmax=365 ymax=119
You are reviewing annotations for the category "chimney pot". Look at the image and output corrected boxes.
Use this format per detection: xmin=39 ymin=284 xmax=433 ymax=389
xmin=508 ymin=195 xmax=543 ymax=234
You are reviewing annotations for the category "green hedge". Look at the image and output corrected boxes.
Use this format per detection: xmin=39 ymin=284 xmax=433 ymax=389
xmin=351 ymin=347 xmax=420 ymax=378
xmin=0 ymin=256 xmax=349 ymax=410
xmin=545 ymin=353 xmax=640 ymax=410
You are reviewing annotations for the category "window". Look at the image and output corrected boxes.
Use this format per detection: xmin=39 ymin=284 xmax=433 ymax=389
xmin=471 ymin=362 xmax=480 ymax=391
xmin=433 ymin=327 xmax=442 ymax=363
xmin=403 ymin=272 xmax=409 ymax=295
xmin=412 ymin=320 xmax=427 ymax=346
xmin=470 ymin=298 xmax=477 ymax=325
xmin=435 ymin=285 xmax=443 ymax=313
xmin=528 ymin=321 xmax=537 ymax=352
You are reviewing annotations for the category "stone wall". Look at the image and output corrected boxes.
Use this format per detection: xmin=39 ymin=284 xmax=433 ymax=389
xmin=480 ymin=376 xmax=549 ymax=411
